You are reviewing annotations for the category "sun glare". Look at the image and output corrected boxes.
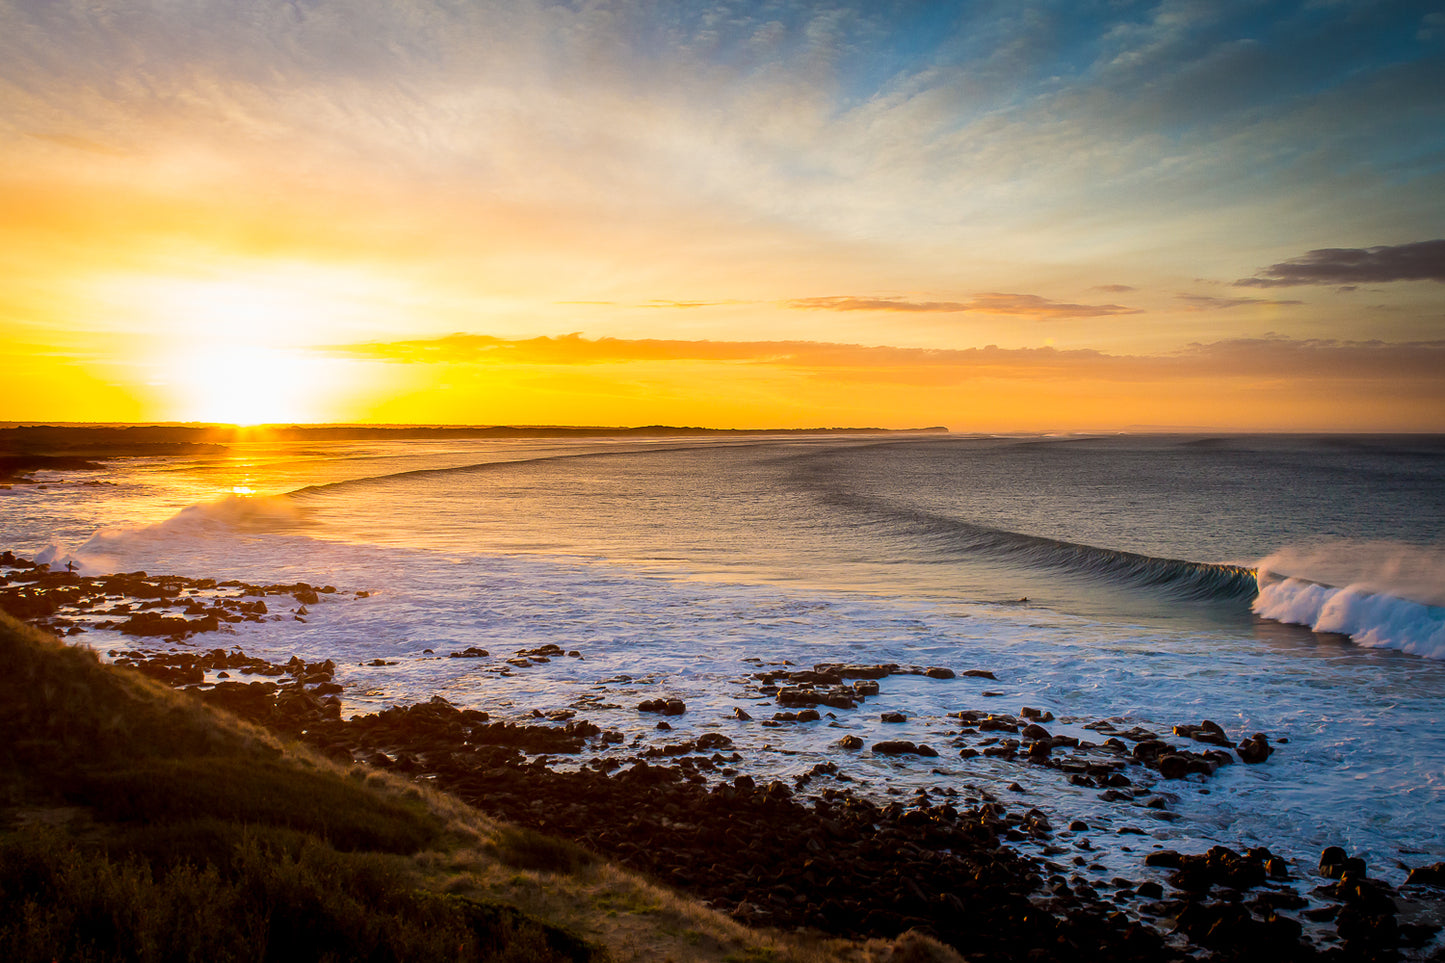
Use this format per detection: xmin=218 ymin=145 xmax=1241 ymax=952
xmin=169 ymin=344 xmax=333 ymax=425
xmin=95 ymin=264 xmax=408 ymax=425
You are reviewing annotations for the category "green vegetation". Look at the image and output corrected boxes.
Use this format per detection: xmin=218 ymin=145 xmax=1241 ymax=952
xmin=0 ymin=614 xmax=592 ymax=962
xmin=0 ymin=612 xmax=926 ymax=963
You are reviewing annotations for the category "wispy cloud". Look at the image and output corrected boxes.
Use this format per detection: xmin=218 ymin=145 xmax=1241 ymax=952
xmin=1176 ymin=294 xmax=1303 ymax=310
xmin=1235 ymin=240 xmax=1445 ymax=287
xmin=786 ymin=293 xmax=1140 ymax=318
xmin=329 ymin=331 xmax=1445 ymax=383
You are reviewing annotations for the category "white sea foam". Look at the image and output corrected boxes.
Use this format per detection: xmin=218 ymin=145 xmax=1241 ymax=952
xmin=1254 ymin=540 xmax=1445 ymax=660
xmin=1253 ymin=576 xmax=1445 ymax=660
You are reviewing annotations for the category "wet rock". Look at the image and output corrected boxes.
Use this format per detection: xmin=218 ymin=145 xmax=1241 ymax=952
xmin=837 ymin=735 xmax=865 ymax=751
xmin=1237 ymin=732 xmax=1273 ymax=764
xmin=1405 ymin=861 xmax=1445 ymax=887
xmin=448 ymin=646 xmax=490 ymax=658
xmin=1157 ymin=754 xmax=1190 ymax=780
xmin=1173 ymin=720 xmax=1232 ymax=747
xmin=638 ymin=698 xmax=687 ymax=716
xmin=1319 ymin=846 xmax=1347 ymax=876
xmin=813 ymin=662 xmax=896 ymax=680
xmin=732 ymin=707 xmax=753 ymax=721
xmin=777 ymin=686 xmax=857 ymax=710
xmin=1164 ymin=846 xmax=1269 ymax=893
xmin=871 ymin=741 xmax=938 ymax=757
xmin=961 ymin=669 xmax=997 ymax=679
xmin=880 ymin=712 xmax=907 ymax=723
xmin=924 ymin=667 xmax=955 ymax=679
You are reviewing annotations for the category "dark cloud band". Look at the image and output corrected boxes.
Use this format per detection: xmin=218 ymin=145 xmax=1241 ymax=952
xmin=1236 ymin=240 xmax=1445 ymax=287
xmin=786 ymin=293 xmax=1140 ymax=318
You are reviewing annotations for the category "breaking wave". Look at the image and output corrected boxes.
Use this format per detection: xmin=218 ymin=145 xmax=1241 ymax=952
xmin=1253 ymin=541 xmax=1445 ymax=660
xmin=850 ymin=505 xmax=1260 ymax=602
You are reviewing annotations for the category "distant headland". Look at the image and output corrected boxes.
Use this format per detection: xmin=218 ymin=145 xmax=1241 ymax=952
xmin=0 ymin=424 xmax=949 ymax=482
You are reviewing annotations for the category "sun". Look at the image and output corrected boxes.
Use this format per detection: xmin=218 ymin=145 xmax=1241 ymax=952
xmin=116 ymin=267 xmax=386 ymax=425
xmin=171 ymin=344 xmax=323 ymax=425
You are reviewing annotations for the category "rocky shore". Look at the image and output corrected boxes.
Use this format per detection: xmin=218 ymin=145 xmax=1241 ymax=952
xmin=3 ymin=552 xmax=1443 ymax=962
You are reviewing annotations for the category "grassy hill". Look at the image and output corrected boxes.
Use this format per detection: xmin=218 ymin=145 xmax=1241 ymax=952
xmin=0 ymin=613 xmax=955 ymax=963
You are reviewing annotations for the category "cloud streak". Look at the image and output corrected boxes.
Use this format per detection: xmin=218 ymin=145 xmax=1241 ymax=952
xmin=786 ymin=293 xmax=1141 ymax=318
xmin=1236 ymin=240 xmax=1445 ymax=287
xmin=1176 ymin=294 xmax=1303 ymax=310
xmin=329 ymin=331 xmax=1445 ymax=383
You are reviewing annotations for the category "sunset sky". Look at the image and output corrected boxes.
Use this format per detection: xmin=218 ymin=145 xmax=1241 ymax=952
xmin=2 ymin=0 xmax=1442 ymax=430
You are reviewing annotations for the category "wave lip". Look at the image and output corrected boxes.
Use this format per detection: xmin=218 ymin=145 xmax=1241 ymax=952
xmin=893 ymin=508 xmax=1260 ymax=602
xmin=1253 ymin=573 xmax=1445 ymax=661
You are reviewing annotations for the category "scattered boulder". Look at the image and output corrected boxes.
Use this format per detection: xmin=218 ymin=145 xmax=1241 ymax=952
xmin=1405 ymin=861 xmax=1445 ymax=887
xmin=638 ymin=698 xmax=687 ymax=716
xmin=872 ymin=741 xmax=938 ymax=757
xmin=1237 ymin=732 xmax=1274 ymax=764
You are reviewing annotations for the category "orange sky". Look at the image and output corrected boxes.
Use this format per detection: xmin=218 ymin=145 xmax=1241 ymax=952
xmin=2 ymin=1 xmax=1442 ymax=430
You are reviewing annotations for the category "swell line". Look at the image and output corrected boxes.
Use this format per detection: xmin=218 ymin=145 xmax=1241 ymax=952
xmin=283 ymin=439 xmax=788 ymax=500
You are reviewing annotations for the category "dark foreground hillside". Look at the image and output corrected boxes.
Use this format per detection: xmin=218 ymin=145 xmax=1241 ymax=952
xmin=0 ymin=613 xmax=918 ymax=963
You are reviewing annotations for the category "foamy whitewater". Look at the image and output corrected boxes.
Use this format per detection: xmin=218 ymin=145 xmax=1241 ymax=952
xmin=5 ymin=432 xmax=1444 ymax=886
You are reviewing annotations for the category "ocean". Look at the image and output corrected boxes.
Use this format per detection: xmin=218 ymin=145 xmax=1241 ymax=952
xmin=4 ymin=431 xmax=1444 ymax=886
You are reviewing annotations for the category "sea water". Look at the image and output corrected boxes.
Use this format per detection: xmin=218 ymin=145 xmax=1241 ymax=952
xmin=3 ymin=432 xmax=1443 ymax=885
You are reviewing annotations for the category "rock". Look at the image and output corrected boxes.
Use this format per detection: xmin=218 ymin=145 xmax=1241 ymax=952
xmin=924 ymin=667 xmax=955 ymax=679
xmin=872 ymin=741 xmax=938 ymax=757
xmin=837 ymin=735 xmax=865 ymax=751
xmin=814 ymin=663 xmax=896 ymax=680
xmin=1173 ymin=720 xmax=1233 ymax=747
xmin=732 ymin=707 xmax=753 ymax=721
xmin=880 ymin=712 xmax=907 ymax=723
xmin=1020 ymin=723 xmax=1050 ymax=740
xmin=638 ymin=698 xmax=687 ymax=716
xmin=448 ymin=646 xmax=489 ymax=658
xmin=1319 ymin=846 xmax=1347 ymax=876
xmin=1237 ymin=732 xmax=1273 ymax=763
xmin=1157 ymin=754 xmax=1190 ymax=779
xmin=695 ymin=733 xmax=733 ymax=750
xmin=1405 ymin=861 xmax=1445 ymax=887
xmin=777 ymin=686 xmax=857 ymax=710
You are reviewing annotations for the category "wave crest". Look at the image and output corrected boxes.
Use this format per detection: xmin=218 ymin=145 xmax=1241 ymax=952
xmin=1253 ymin=575 xmax=1445 ymax=660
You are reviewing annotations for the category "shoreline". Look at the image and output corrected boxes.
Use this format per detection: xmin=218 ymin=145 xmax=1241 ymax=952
xmin=4 ymin=551 xmax=1443 ymax=960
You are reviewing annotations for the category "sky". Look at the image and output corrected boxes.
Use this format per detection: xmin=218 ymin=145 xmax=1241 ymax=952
xmin=1 ymin=0 xmax=1443 ymax=431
